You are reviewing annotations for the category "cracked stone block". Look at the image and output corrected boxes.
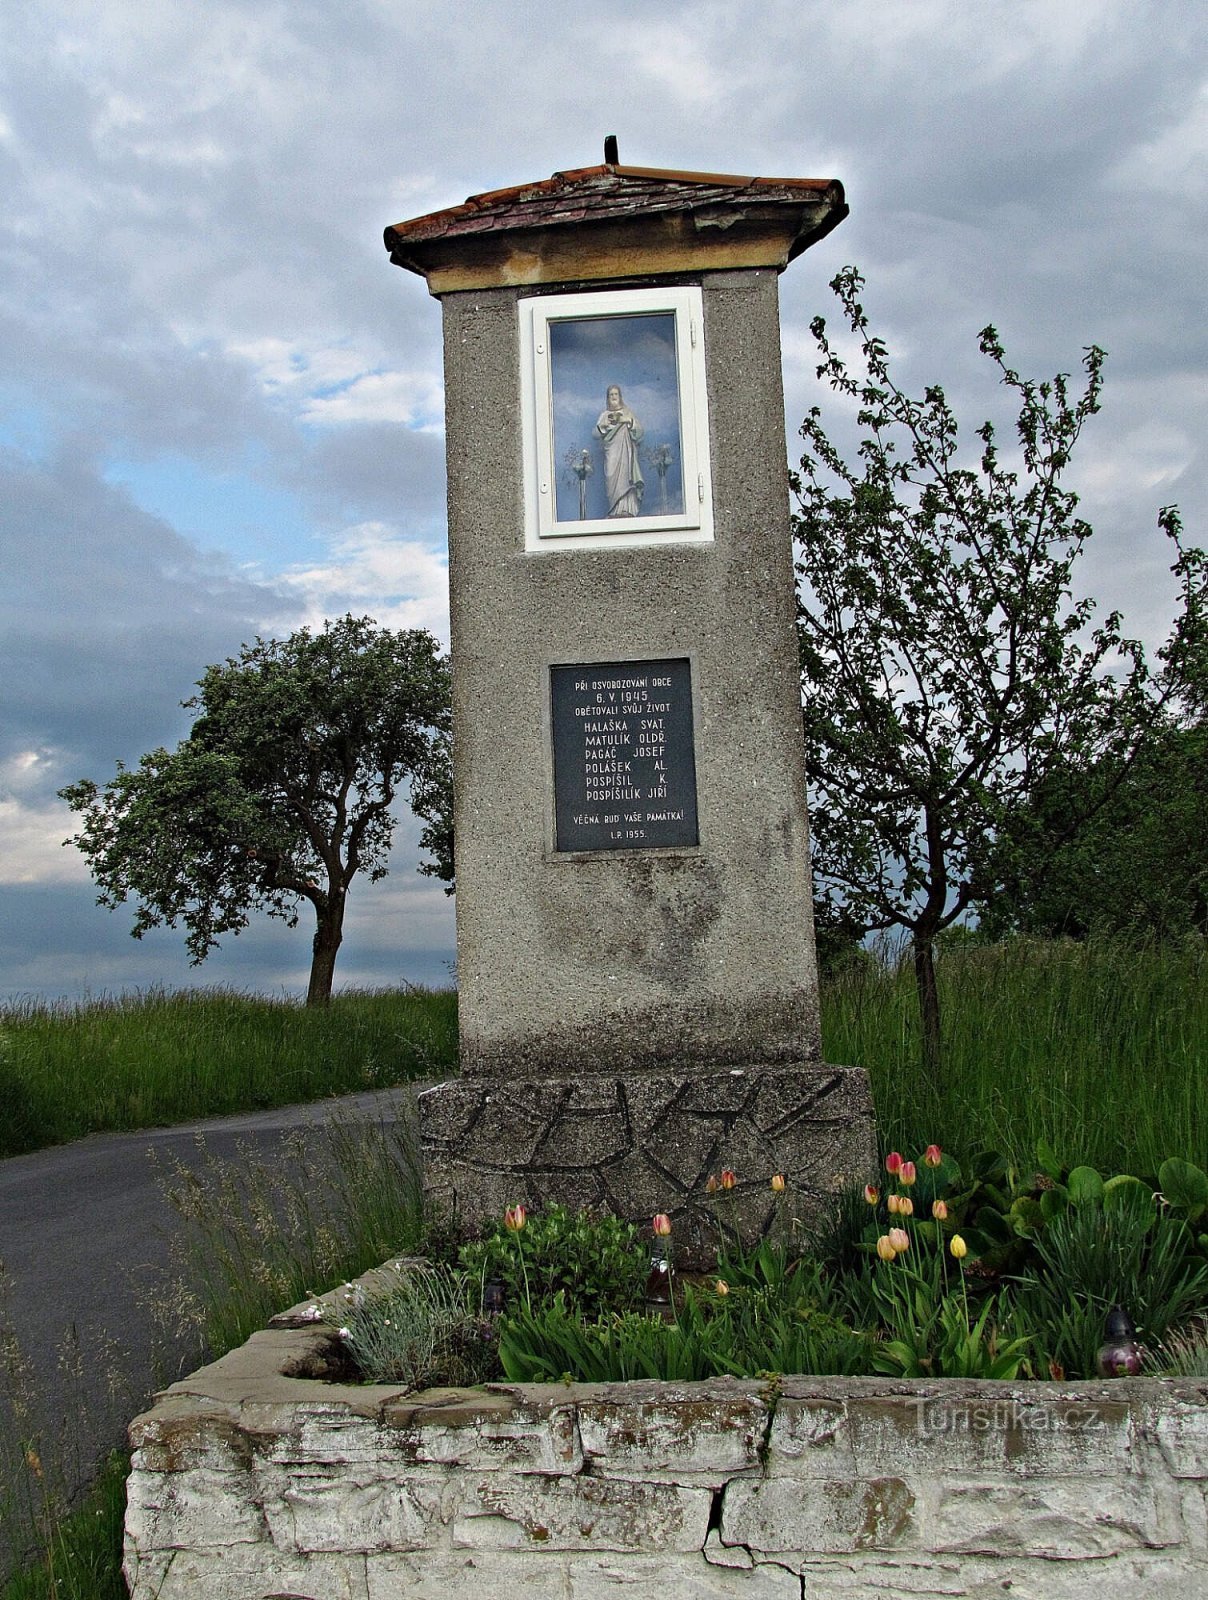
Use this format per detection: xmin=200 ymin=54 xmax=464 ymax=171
xmin=930 ymin=1476 xmax=1180 ymax=1559
xmin=384 ymin=1397 xmax=582 ymax=1475
xmin=763 ymin=1397 xmax=855 ymax=1478
xmin=860 ymin=1390 xmax=1137 ymax=1479
xmin=453 ymin=1471 xmax=713 ymax=1553
xmin=367 ymin=1549 xmax=572 ymax=1599
xmin=721 ymin=1474 xmax=917 ymax=1556
xmin=577 ymin=1388 xmax=768 ymax=1483
xmin=795 ymin=1551 xmax=1208 ymax=1598
xmin=127 ymin=1545 xmax=371 ymax=1600
xmin=1151 ymin=1392 xmax=1208 ymax=1478
xmin=125 ymin=1466 xmax=267 ymax=1551
xmin=566 ymin=1553 xmax=800 ymax=1597
xmin=260 ymin=1467 xmax=449 ymax=1555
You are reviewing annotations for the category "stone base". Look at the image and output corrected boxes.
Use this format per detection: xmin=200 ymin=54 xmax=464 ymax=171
xmin=418 ymin=1063 xmax=876 ymax=1253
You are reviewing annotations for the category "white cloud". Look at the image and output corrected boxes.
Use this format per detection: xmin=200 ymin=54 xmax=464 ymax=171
xmin=225 ymin=339 xmax=444 ymax=431
xmin=301 ymin=370 xmax=445 ymax=430
xmin=278 ymin=523 xmax=450 ymax=641
xmin=0 ymin=798 xmax=88 ymax=886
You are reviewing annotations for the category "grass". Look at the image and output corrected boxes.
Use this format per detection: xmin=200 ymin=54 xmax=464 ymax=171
xmin=0 ymin=986 xmax=457 ymax=1157
xmin=1 ymin=1103 xmax=428 ymax=1596
xmin=822 ymin=934 xmax=1208 ymax=1177
xmin=0 ymin=934 xmax=1204 ymax=1593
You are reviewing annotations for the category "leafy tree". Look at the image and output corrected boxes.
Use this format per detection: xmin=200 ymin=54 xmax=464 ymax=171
xmin=61 ymin=615 xmax=452 ymax=1005
xmin=793 ymin=267 xmax=1205 ymax=1077
xmin=981 ymin=720 xmax=1208 ymax=942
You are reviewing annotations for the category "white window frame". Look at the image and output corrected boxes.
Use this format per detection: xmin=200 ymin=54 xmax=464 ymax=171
xmin=519 ymin=285 xmax=713 ymax=552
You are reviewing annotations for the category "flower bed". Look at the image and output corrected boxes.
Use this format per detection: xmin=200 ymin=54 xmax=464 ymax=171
xmin=124 ymin=1259 xmax=1208 ymax=1599
xmin=125 ymin=1148 xmax=1208 ymax=1595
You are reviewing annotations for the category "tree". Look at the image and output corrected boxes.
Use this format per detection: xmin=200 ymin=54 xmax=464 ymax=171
xmin=793 ymin=267 xmax=1205 ymax=1077
xmin=61 ymin=615 xmax=452 ymax=1005
xmin=980 ymin=720 xmax=1208 ymax=942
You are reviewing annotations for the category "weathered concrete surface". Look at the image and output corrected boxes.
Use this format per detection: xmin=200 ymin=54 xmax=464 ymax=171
xmin=125 ymin=1264 xmax=1208 ymax=1599
xmin=419 ymin=1061 xmax=876 ymax=1250
xmin=443 ymin=269 xmax=824 ymax=1082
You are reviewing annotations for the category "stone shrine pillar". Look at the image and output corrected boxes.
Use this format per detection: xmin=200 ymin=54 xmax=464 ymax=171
xmin=385 ymin=151 xmax=876 ymax=1246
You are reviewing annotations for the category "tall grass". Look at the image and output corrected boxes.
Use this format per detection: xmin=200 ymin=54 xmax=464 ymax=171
xmin=0 ymin=987 xmax=456 ymax=1157
xmin=1 ymin=1104 xmax=427 ymax=1597
xmin=822 ymin=935 xmax=1208 ymax=1176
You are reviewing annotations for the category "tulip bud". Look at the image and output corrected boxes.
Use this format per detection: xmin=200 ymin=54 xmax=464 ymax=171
xmin=876 ymin=1234 xmax=897 ymax=1262
xmin=720 ymin=1168 xmax=737 ymax=1190
xmin=931 ymin=1199 xmax=948 ymax=1221
xmin=887 ymin=1192 xmax=901 ymax=1216
xmin=950 ymin=1234 xmax=968 ymax=1260
xmin=705 ymin=1174 xmax=719 ymax=1193
xmin=503 ymin=1204 xmax=527 ymax=1232
xmin=885 ymin=1151 xmax=903 ymax=1176
xmin=770 ymin=1172 xmax=786 ymax=1193
xmin=899 ymin=1160 xmax=917 ymax=1187
xmin=863 ymin=1184 xmax=880 ymax=1206
xmin=652 ymin=1212 xmax=673 ymax=1237
xmin=888 ymin=1227 xmax=910 ymax=1254
xmin=715 ymin=1279 xmax=730 ymax=1296
xmin=898 ymin=1195 xmax=914 ymax=1217
xmin=924 ymin=1143 xmax=942 ymax=1168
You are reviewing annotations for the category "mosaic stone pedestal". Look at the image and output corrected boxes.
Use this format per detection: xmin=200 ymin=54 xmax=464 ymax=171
xmin=419 ymin=1063 xmax=876 ymax=1258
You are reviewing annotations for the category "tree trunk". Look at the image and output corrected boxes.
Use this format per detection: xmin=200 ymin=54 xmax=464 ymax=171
xmin=306 ymin=897 xmax=345 ymax=1006
xmin=912 ymin=933 xmax=942 ymax=1082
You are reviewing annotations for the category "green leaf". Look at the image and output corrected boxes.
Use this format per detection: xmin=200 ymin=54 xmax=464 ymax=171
xmin=1035 ymin=1139 xmax=1064 ymax=1182
xmin=1067 ymin=1166 xmax=1105 ymax=1207
xmin=1159 ymin=1158 xmax=1208 ymax=1218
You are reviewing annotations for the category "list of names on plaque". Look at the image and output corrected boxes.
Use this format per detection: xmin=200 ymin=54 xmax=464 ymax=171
xmin=551 ymin=658 xmax=699 ymax=853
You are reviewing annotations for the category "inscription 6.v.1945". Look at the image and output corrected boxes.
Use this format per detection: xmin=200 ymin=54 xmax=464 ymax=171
xmin=551 ymin=658 xmax=699 ymax=852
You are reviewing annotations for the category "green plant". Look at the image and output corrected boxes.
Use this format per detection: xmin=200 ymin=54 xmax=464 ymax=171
xmin=60 ymin=615 xmax=452 ymax=1004
xmin=795 ymin=266 xmax=1203 ymax=1077
xmin=1150 ymin=1321 xmax=1208 ymax=1377
xmin=0 ymin=986 xmax=456 ymax=1159
xmin=322 ymin=1265 xmax=496 ymax=1388
xmin=458 ymin=1206 xmax=646 ymax=1320
xmin=496 ymin=1284 xmax=874 ymax=1385
xmin=154 ymin=1106 xmax=426 ymax=1357
xmin=0 ymin=1453 xmax=128 ymax=1600
xmin=1014 ymin=1193 xmax=1208 ymax=1377
xmin=822 ymin=935 xmax=1208 ymax=1178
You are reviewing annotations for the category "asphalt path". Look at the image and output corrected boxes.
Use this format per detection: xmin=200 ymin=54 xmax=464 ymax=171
xmin=0 ymin=1086 xmax=421 ymax=1529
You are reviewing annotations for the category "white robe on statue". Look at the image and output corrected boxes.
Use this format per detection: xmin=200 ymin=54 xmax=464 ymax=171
xmin=595 ymin=408 xmax=645 ymax=517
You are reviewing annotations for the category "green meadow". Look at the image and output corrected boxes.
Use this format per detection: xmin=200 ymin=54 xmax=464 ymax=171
xmin=0 ymin=935 xmax=1203 ymax=1172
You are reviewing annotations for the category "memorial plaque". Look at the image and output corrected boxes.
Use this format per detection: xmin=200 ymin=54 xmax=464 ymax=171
xmin=551 ymin=658 xmax=699 ymax=852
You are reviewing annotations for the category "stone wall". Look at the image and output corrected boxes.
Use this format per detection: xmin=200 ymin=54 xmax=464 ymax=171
xmin=125 ymin=1266 xmax=1208 ymax=1599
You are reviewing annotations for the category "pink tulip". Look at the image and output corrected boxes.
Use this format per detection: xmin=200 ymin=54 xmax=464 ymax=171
xmin=924 ymin=1143 xmax=943 ymax=1169
xmin=863 ymin=1184 xmax=880 ymax=1206
xmin=503 ymin=1205 xmax=527 ymax=1232
xmin=885 ymin=1151 xmax=903 ymax=1176
xmin=720 ymin=1169 xmax=737 ymax=1191
xmin=899 ymin=1160 xmax=917 ymax=1187
xmin=888 ymin=1228 xmax=910 ymax=1254
xmin=931 ymin=1199 xmax=948 ymax=1221
xmin=652 ymin=1213 xmax=673 ymax=1237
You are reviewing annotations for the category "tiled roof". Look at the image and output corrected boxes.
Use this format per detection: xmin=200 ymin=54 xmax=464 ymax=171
xmin=385 ymin=163 xmax=845 ymax=253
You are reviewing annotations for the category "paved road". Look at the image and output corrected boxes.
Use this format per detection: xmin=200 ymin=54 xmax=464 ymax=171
xmin=0 ymin=1087 xmax=421 ymax=1534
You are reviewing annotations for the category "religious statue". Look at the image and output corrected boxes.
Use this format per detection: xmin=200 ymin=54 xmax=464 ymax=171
xmin=595 ymin=385 xmax=645 ymax=517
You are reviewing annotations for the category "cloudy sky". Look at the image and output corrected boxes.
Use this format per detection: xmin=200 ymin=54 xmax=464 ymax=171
xmin=2 ymin=1 xmax=1204 ymax=1004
